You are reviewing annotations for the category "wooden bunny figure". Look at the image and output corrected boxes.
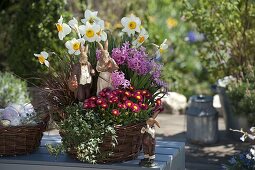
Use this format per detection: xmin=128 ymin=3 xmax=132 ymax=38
xmin=68 ymin=45 xmax=95 ymax=102
xmin=139 ymin=109 xmax=161 ymax=167
xmin=96 ymin=40 xmax=119 ymax=94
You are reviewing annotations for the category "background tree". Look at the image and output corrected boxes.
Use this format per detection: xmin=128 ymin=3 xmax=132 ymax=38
xmin=184 ymin=0 xmax=255 ymax=80
xmin=0 ymin=0 xmax=71 ymax=83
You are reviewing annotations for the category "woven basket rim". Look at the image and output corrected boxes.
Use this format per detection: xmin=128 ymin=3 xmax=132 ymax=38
xmin=0 ymin=121 xmax=45 ymax=129
xmin=0 ymin=114 xmax=49 ymax=130
xmin=60 ymin=121 xmax=145 ymax=134
xmin=61 ymin=121 xmax=146 ymax=163
xmin=0 ymin=116 xmax=48 ymax=155
xmin=114 ymin=121 xmax=145 ymax=127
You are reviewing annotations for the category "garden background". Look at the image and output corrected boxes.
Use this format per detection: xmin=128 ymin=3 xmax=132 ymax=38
xmin=0 ymin=0 xmax=212 ymax=97
xmin=0 ymin=0 xmax=255 ymax=169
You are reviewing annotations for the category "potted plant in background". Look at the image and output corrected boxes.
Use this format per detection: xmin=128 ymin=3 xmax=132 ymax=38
xmin=225 ymin=69 xmax=255 ymax=131
xmin=36 ymin=9 xmax=167 ymax=164
xmin=0 ymin=72 xmax=30 ymax=109
xmin=184 ymin=0 xmax=255 ymax=131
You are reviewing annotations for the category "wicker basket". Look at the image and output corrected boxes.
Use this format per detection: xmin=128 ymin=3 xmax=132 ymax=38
xmin=0 ymin=120 xmax=47 ymax=156
xmin=63 ymin=122 xmax=145 ymax=163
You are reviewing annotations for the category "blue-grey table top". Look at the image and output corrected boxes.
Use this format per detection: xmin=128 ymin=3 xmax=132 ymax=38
xmin=0 ymin=135 xmax=185 ymax=170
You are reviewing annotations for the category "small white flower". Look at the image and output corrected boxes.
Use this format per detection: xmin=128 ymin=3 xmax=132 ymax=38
xmin=156 ymin=39 xmax=168 ymax=57
xmin=79 ymin=23 xmax=100 ymax=42
xmin=248 ymin=134 xmax=255 ymax=140
xmin=56 ymin=16 xmax=71 ymax=40
xmin=250 ymin=127 xmax=255 ymax=133
xmin=132 ymin=28 xmax=149 ymax=47
xmin=34 ymin=51 xmax=49 ymax=67
xmin=68 ymin=17 xmax=79 ymax=30
xmin=217 ymin=76 xmax=237 ymax=87
xmin=240 ymin=134 xmax=246 ymax=142
xmin=81 ymin=9 xmax=100 ymax=24
xmin=121 ymin=14 xmax=141 ymax=36
xmin=65 ymin=38 xmax=85 ymax=55
xmin=250 ymin=148 xmax=255 ymax=156
xmin=246 ymin=154 xmax=252 ymax=160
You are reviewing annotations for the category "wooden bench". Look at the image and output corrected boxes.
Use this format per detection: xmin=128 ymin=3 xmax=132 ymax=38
xmin=0 ymin=135 xmax=185 ymax=170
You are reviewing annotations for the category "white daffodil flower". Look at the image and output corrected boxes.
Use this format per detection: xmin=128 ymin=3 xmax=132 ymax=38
xmin=79 ymin=23 xmax=100 ymax=42
xmin=97 ymin=19 xmax=105 ymax=29
xmin=132 ymin=28 xmax=149 ymax=47
xmin=95 ymin=20 xmax=107 ymax=42
xmin=156 ymin=39 xmax=168 ymax=57
xmin=68 ymin=17 xmax=79 ymax=30
xmin=65 ymin=38 xmax=85 ymax=55
xmin=68 ymin=17 xmax=81 ymax=38
xmin=96 ymin=30 xmax=107 ymax=42
xmin=81 ymin=9 xmax=100 ymax=24
xmin=56 ymin=16 xmax=71 ymax=40
xmin=34 ymin=51 xmax=49 ymax=67
xmin=121 ymin=14 xmax=141 ymax=36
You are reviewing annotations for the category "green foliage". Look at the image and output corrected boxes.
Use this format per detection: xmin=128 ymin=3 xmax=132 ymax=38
xmin=3 ymin=0 xmax=70 ymax=82
xmin=0 ymin=0 xmax=212 ymax=95
xmin=184 ymin=0 xmax=255 ymax=81
xmin=82 ymin=0 xmax=210 ymax=96
xmin=121 ymin=0 xmax=210 ymax=96
xmin=0 ymin=72 xmax=30 ymax=107
xmin=46 ymin=144 xmax=64 ymax=158
xmin=55 ymin=104 xmax=117 ymax=163
xmin=185 ymin=0 xmax=255 ymax=121
xmin=226 ymin=67 xmax=255 ymax=123
xmin=227 ymin=82 xmax=255 ymax=114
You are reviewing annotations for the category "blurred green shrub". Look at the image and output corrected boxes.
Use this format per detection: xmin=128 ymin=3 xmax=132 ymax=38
xmin=0 ymin=0 xmax=212 ymax=96
xmin=184 ymin=0 xmax=255 ymax=81
xmin=82 ymin=0 xmax=211 ymax=96
xmin=0 ymin=0 xmax=70 ymax=83
xmin=226 ymin=66 xmax=255 ymax=122
xmin=121 ymin=0 xmax=210 ymax=96
xmin=0 ymin=72 xmax=30 ymax=108
xmin=184 ymin=0 xmax=255 ymax=121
